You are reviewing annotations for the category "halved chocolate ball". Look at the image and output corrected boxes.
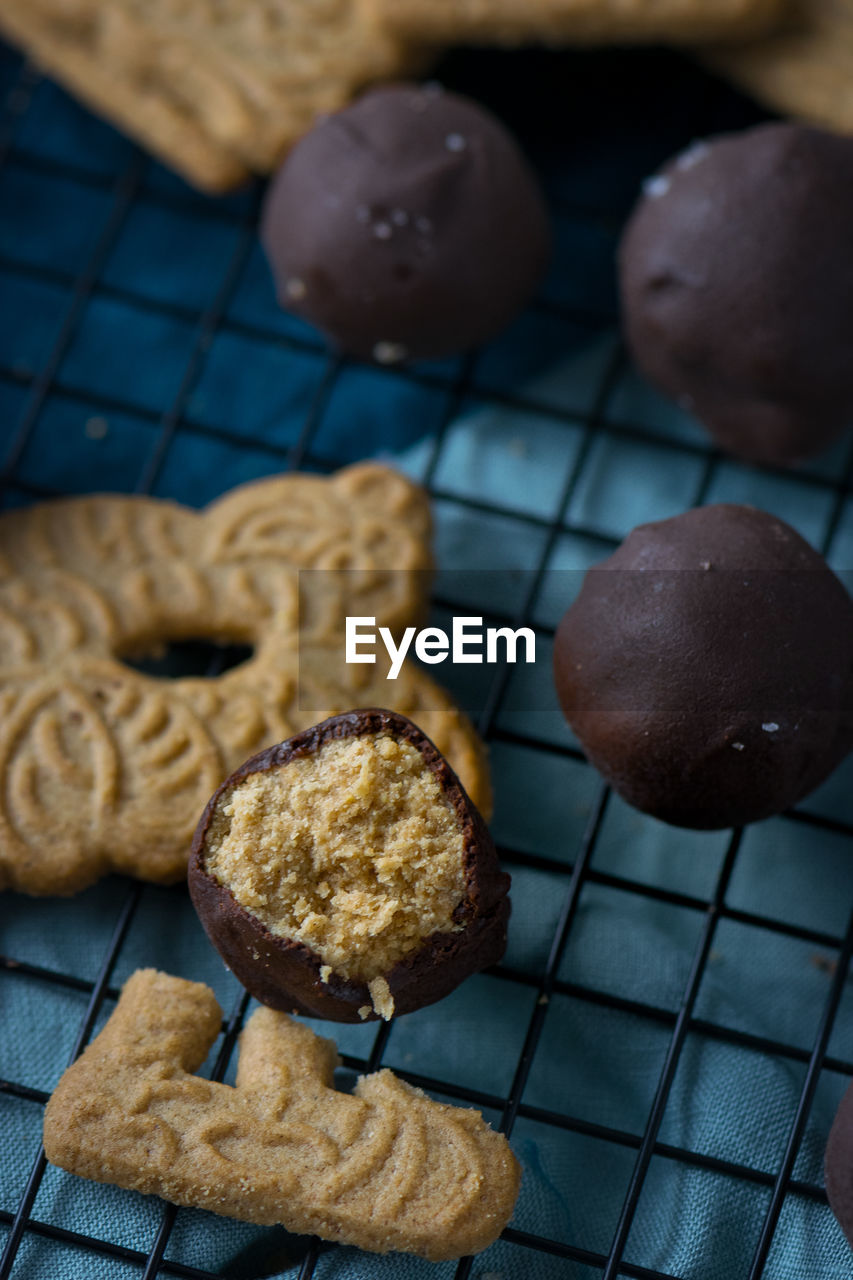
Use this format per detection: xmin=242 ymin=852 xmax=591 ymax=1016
xmin=188 ymin=709 xmax=510 ymax=1022
xmin=553 ymin=504 xmax=853 ymax=829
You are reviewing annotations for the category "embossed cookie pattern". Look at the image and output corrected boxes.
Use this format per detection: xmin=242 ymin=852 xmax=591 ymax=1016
xmin=364 ymin=0 xmax=785 ymax=46
xmin=0 ymin=464 xmax=490 ymax=895
xmin=43 ymin=969 xmax=521 ymax=1259
xmin=0 ymin=0 xmax=419 ymax=191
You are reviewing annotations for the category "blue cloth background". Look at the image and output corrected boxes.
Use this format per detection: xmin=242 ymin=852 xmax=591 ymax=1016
xmin=1 ymin=35 xmax=853 ymax=1280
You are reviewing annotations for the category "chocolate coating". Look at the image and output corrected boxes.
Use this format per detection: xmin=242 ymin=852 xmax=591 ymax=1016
xmin=619 ymin=123 xmax=853 ymax=466
xmin=553 ymin=504 xmax=853 ymax=830
xmin=260 ymin=83 xmax=551 ymax=363
xmin=826 ymin=1080 xmax=853 ymax=1251
xmin=188 ymin=709 xmax=510 ymax=1022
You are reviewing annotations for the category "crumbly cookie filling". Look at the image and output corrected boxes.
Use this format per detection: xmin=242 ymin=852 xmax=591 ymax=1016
xmin=205 ymin=733 xmax=466 ymax=986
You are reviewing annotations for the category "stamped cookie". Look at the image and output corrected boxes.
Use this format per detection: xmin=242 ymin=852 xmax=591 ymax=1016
xmin=0 ymin=463 xmax=490 ymax=896
xmin=0 ymin=0 xmax=418 ymax=190
xmin=44 ymin=969 xmax=521 ymax=1259
xmin=705 ymin=1 xmax=853 ymax=135
xmin=363 ymin=0 xmax=785 ymax=47
xmin=0 ymin=1 xmax=247 ymax=192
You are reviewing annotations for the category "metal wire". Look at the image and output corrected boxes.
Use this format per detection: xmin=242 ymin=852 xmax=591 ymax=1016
xmin=1 ymin=39 xmax=852 ymax=1280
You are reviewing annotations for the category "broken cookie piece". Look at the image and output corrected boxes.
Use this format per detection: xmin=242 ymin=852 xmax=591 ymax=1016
xmin=44 ymin=969 xmax=521 ymax=1260
xmin=189 ymin=709 xmax=510 ymax=1021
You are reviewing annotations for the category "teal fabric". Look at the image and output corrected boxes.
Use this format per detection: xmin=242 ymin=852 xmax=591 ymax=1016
xmin=1 ymin=35 xmax=853 ymax=1280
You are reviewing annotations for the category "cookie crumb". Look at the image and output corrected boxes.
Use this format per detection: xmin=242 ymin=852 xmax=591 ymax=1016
xmin=369 ymin=975 xmax=395 ymax=1021
xmin=84 ymin=416 xmax=109 ymax=440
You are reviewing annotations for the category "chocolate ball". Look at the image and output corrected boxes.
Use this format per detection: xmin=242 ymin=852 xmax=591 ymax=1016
xmin=619 ymin=123 xmax=853 ymax=466
xmin=188 ymin=709 xmax=510 ymax=1022
xmin=826 ymin=1081 xmax=853 ymax=1251
xmin=260 ymin=82 xmax=551 ymax=363
xmin=553 ymin=505 xmax=853 ymax=830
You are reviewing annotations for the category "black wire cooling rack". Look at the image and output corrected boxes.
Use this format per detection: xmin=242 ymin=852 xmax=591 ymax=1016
xmin=2 ymin=35 xmax=853 ymax=1280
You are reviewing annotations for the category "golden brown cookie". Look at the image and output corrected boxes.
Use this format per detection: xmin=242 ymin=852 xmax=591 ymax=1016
xmin=0 ymin=463 xmax=490 ymax=896
xmin=0 ymin=1 xmax=247 ymax=192
xmin=43 ymin=969 xmax=521 ymax=1259
xmin=704 ymin=1 xmax=853 ymax=135
xmin=0 ymin=1 xmax=418 ymax=191
xmin=363 ymin=0 xmax=785 ymax=47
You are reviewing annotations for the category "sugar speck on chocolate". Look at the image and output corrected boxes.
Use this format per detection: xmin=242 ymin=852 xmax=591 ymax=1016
xmin=675 ymin=140 xmax=710 ymax=171
xmin=642 ymin=174 xmax=670 ymax=198
xmin=373 ymin=341 xmax=408 ymax=364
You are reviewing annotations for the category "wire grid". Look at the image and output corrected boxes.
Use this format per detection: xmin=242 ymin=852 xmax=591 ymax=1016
xmin=1 ymin=36 xmax=853 ymax=1280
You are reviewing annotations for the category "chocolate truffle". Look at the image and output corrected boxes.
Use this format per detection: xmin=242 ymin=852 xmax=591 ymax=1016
xmin=260 ymin=82 xmax=551 ymax=363
xmin=826 ymin=1081 xmax=853 ymax=1251
xmin=188 ymin=709 xmax=510 ymax=1022
xmin=553 ymin=504 xmax=853 ymax=830
xmin=619 ymin=123 xmax=853 ymax=466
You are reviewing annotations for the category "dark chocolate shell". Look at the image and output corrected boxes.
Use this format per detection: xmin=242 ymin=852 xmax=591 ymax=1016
xmin=260 ymin=82 xmax=551 ymax=364
xmin=189 ymin=709 xmax=510 ymax=1022
xmin=553 ymin=504 xmax=853 ymax=830
xmin=826 ymin=1079 xmax=853 ymax=1251
xmin=619 ymin=122 xmax=853 ymax=466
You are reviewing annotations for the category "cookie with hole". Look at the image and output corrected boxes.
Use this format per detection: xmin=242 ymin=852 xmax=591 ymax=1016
xmin=0 ymin=463 xmax=489 ymax=895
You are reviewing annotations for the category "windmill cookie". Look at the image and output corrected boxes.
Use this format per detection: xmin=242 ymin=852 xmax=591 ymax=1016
xmin=705 ymin=0 xmax=853 ymax=136
xmin=0 ymin=0 xmax=248 ymax=192
xmin=364 ymin=0 xmax=784 ymax=47
xmin=0 ymin=0 xmax=418 ymax=191
xmin=43 ymin=969 xmax=521 ymax=1259
xmin=0 ymin=463 xmax=490 ymax=896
